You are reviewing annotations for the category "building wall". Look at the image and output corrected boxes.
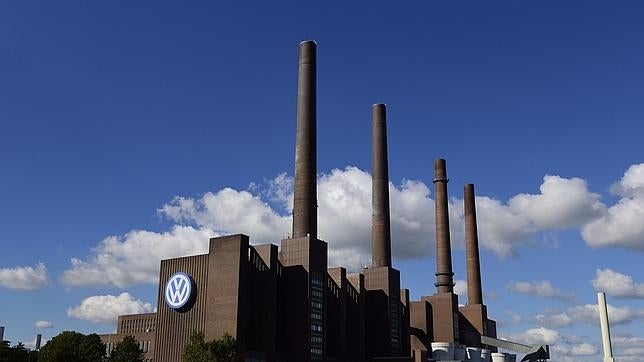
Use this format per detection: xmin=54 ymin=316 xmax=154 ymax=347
xmin=364 ymin=266 xmax=402 ymax=357
xmin=422 ymin=293 xmax=460 ymax=344
xmin=155 ymin=254 xmax=210 ymax=362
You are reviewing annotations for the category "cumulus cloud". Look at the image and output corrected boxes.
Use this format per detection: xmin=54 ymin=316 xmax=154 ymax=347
xmin=452 ymin=279 xmax=468 ymax=299
xmin=61 ymin=226 xmax=215 ymax=287
xmin=34 ymin=320 xmax=53 ymax=329
xmin=592 ymin=269 xmax=644 ymax=298
xmin=496 ymin=311 xmax=523 ymax=327
xmin=508 ymin=327 xmax=561 ymax=345
xmin=0 ymin=263 xmax=49 ymax=291
xmin=505 ymin=328 xmax=599 ymax=360
xmin=582 ymin=163 xmax=644 ymax=249
xmin=553 ymin=342 xmax=598 ymax=357
xmin=534 ymin=310 xmax=573 ymax=327
xmin=63 ymin=165 xmax=644 ymax=288
xmin=67 ymin=293 xmax=154 ymax=324
xmin=613 ymin=334 xmax=644 ymax=348
xmin=160 ymin=188 xmax=291 ymax=243
xmin=506 ymin=280 xmax=575 ymax=301
xmin=508 ymin=175 xmax=605 ymax=229
xmin=530 ymin=302 xmax=644 ymax=330
xmin=567 ymin=303 xmax=644 ymax=325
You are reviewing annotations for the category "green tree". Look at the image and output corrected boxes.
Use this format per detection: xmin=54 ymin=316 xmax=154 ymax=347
xmin=38 ymin=331 xmax=104 ymax=362
xmin=0 ymin=341 xmax=34 ymax=362
xmin=182 ymin=331 xmax=209 ymax=362
xmin=209 ymin=334 xmax=236 ymax=362
xmin=109 ymin=335 xmax=144 ymax=362
xmin=182 ymin=331 xmax=237 ymax=362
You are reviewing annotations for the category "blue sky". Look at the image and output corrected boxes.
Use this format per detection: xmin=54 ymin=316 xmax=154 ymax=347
xmin=1 ymin=1 xmax=644 ymax=360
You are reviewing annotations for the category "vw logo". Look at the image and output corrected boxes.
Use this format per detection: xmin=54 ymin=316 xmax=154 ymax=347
xmin=164 ymin=272 xmax=193 ymax=310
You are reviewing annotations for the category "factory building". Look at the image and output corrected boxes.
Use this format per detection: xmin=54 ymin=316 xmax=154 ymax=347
xmin=99 ymin=40 xmax=497 ymax=362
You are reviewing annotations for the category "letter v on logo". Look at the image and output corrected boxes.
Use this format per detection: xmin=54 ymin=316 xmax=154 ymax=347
xmin=164 ymin=272 xmax=193 ymax=310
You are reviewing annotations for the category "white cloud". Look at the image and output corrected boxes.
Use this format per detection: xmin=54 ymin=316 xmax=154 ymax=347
xmin=466 ymin=196 xmax=534 ymax=258
xmin=454 ymin=279 xmax=467 ymax=298
xmin=496 ymin=311 xmax=523 ymax=327
xmin=567 ymin=303 xmax=644 ymax=325
xmin=160 ymin=187 xmax=292 ymax=243
xmin=506 ymin=280 xmax=575 ymax=301
xmin=0 ymin=263 xmax=49 ymax=291
xmin=534 ymin=311 xmax=573 ymax=327
xmin=508 ymin=175 xmax=605 ymax=229
xmin=64 ymin=165 xmax=644 ymax=288
xmin=592 ymin=269 xmax=644 ymax=299
xmin=505 ymin=328 xmax=599 ymax=360
xmin=61 ymin=226 xmax=215 ymax=287
xmin=613 ymin=334 xmax=644 ymax=348
xmin=582 ymin=163 xmax=644 ymax=249
xmin=553 ymin=342 xmax=598 ymax=356
xmin=67 ymin=293 xmax=154 ymax=324
xmin=508 ymin=327 xmax=561 ymax=345
xmin=34 ymin=320 xmax=53 ymax=329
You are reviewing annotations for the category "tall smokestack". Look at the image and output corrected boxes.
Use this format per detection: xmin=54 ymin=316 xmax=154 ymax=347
xmin=434 ymin=159 xmax=454 ymax=293
xmin=464 ymin=184 xmax=483 ymax=305
xmin=598 ymin=292 xmax=615 ymax=362
xmin=371 ymin=103 xmax=392 ymax=268
xmin=292 ymin=40 xmax=317 ymax=239
xmin=0 ymin=326 xmax=4 ymax=341
xmin=36 ymin=334 xmax=42 ymax=350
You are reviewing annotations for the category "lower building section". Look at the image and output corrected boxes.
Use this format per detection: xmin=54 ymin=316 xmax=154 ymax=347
xmin=100 ymin=234 xmax=497 ymax=361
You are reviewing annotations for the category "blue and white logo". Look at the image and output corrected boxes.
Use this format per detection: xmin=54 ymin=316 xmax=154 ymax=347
xmin=164 ymin=272 xmax=193 ymax=310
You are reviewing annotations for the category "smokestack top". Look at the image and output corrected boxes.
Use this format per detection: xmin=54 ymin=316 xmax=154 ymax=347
xmin=298 ymin=41 xmax=316 ymax=64
xmin=434 ymin=159 xmax=447 ymax=181
xmin=372 ymin=102 xmax=387 ymax=107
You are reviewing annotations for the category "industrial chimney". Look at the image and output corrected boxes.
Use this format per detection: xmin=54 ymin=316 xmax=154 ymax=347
xmin=434 ymin=159 xmax=454 ymax=293
xmin=464 ymin=183 xmax=483 ymax=305
xmin=35 ymin=334 xmax=42 ymax=350
xmin=292 ymin=40 xmax=317 ymax=239
xmin=598 ymin=292 xmax=615 ymax=362
xmin=371 ymin=103 xmax=392 ymax=268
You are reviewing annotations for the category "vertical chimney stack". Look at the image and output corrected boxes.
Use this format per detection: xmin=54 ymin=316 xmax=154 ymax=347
xmin=371 ymin=103 xmax=392 ymax=268
xmin=464 ymin=183 xmax=483 ymax=305
xmin=434 ymin=159 xmax=454 ymax=293
xmin=36 ymin=334 xmax=42 ymax=350
xmin=598 ymin=292 xmax=615 ymax=362
xmin=292 ymin=40 xmax=317 ymax=239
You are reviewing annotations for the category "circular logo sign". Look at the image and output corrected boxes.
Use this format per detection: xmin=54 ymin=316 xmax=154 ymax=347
xmin=164 ymin=272 xmax=193 ymax=310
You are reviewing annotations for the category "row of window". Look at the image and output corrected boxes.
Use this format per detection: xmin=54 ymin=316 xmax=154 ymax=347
xmin=105 ymin=340 xmax=151 ymax=354
xmin=249 ymin=250 xmax=268 ymax=272
xmin=119 ymin=318 xmax=155 ymax=334
xmin=311 ymin=347 xmax=323 ymax=357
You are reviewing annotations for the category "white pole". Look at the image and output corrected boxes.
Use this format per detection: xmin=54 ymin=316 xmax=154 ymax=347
xmin=597 ymin=292 xmax=615 ymax=362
